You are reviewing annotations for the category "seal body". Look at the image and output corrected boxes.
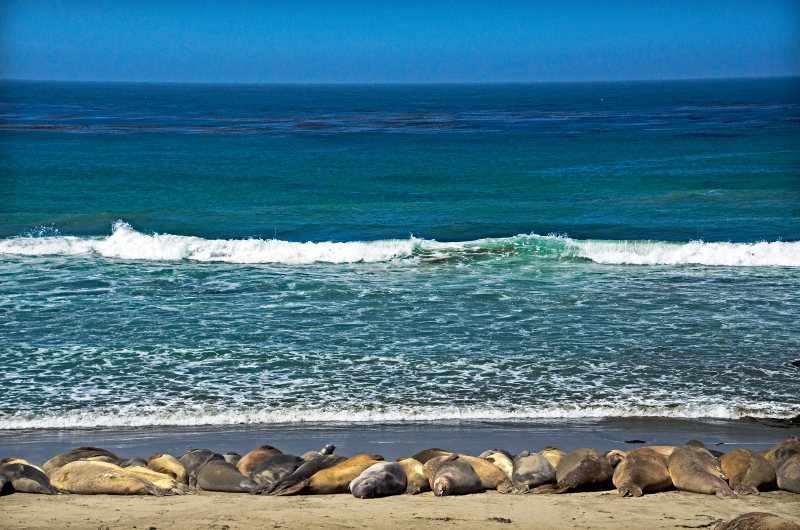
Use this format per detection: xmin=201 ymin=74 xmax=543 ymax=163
xmin=179 ymin=449 xmax=224 ymax=487
xmin=429 ymin=454 xmax=483 ymax=496
xmin=0 ymin=462 xmax=59 ymax=494
xmin=423 ymin=454 xmax=508 ymax=491
xmin=237 ymin=445 xmax=282 ymax=477
xmin=396 ymin=458 xmax=430 ymax=494
xmin=275 ymin=454 xmax=385 ymax=496
xmin=612 ymin=447 xmax=672 ymax=497
xmin=42 ymin=446 xmax=119 ymax=475
xmin=719 ymin=449 xmax=776 ymax=495
xmin=765 ymin=437 xmax=800 ymax=494
xmin=538 ymin=447 xmax=566 ymax=471
xmin=265 ymin=454 xmax=348 ymax=495
xmin=49 ymin=460 xmax=161 ymax=495
xmin=147 ymin=453 xmax=188 ymax=484
xmin=251 ymin=454 xmax=304 ymax=488
xmin=196 ymin=459 xmax=257 ymax=493
xmin=349 ymin=462 xmax=406 ymax=498
xmin=410 ymin=448 xmax=451 ymax=464
xmin=223 ymin=453 xmax=242 ymax=466
xmin=668 ymin=445 xmax=734 ymax=497
xmin=512 ymin=451 xmax=555 ymax=492
xmin=715 ymin=512 xmax=800 ymax=530
xmin=483 ymin=452 xmax=513 ymax=480
xmin=534 ymin=448 xmax=613 ymax=494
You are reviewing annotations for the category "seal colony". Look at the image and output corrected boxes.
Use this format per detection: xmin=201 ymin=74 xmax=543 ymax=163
xmin=2 ymin=438 xmax=799 ymax=527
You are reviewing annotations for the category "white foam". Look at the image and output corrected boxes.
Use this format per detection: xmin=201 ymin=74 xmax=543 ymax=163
xmin=1 ymin=402 xmax=794 ymax=429
xmin=1 ymin=221 xmax=798 ymax=266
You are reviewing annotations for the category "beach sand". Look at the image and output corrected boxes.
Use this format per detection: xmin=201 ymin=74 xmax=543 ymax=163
xmin=2 ymin=489 xmax=799 ymax=529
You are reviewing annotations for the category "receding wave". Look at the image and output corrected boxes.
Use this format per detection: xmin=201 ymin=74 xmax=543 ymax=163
xmin=1 ymin=221 xmax=798 ymax=266
xmin=1 ymin=402 xmax=794 ymax=430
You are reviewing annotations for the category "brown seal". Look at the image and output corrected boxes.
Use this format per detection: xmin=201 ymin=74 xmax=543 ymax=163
xmin=714 ymin=512 xmax=800 ymax=530
xmin=719 ymin=449 xmax=776 ymax=495
xmin=42 ymin=446 xmax=119 ymax=475
xmin=275 ymin=454 xmax=385 ymax=496
xmin=612 ymin=447 xmax=672 ymax=497
xmin=236 ymin=445 xmax=282 ymax=477
xmin=410 ymin=448 xmax=451 ymax=464
xmin=396 ymin=457 xmax=430 ymax=494
xmin=668 ymin=444 xmax=734 ymax=497
xmin=532 ymin=448 xmax=613 ymax=494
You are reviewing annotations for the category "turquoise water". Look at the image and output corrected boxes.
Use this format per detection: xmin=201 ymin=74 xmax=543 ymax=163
xmin=1 ymin=79 xmax=799 ymax=428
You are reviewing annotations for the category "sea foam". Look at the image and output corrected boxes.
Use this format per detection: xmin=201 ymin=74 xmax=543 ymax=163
xmin=1 ymin=221 xmax=798 ymax=266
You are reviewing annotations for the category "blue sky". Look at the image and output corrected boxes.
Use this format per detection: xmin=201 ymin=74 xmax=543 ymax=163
xmin=1 ymin=1 xmax=798 ymax=83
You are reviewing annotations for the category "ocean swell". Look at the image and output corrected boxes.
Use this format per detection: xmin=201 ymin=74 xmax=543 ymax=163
xmin=1 ymin=221 xmax=798 ymax=266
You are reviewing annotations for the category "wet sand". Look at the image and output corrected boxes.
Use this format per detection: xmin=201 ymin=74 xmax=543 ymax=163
xmin=2 ymin=490 xmax=799 ymax=529
xmin=2 ymin=417 xmax=797 ymax=464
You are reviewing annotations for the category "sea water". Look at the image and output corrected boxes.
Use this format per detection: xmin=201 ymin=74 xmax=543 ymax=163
xmin=1 ymin=79 xmax=798 ymax=429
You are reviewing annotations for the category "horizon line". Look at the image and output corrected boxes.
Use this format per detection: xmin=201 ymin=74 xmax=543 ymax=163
xmin=2 ymin=74 xmax=799 ymax=87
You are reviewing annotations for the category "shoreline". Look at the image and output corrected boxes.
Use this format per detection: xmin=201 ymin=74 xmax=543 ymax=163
xmin=2 ymin=417 xmax=798 ymax=464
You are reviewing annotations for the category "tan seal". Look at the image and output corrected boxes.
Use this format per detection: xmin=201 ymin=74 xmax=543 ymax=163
xmin=49 ymin=460 xmax=162 ymax=495
xmin=612 ymin=447 xmax=672 ymax=497
xmin=714 ymin=512 xmax=800 ymax=530
xmin=147 ymin=453 xmax=188 ymax=484
xmin=538 ymin=446 xmax=567 ymax=471
xmin=396 ymin=457 xmax=430 ymax=494
xmin=668 ymin=444 xmax=734 ymax=497
xmin=236 ymin=445 xmax=282 ymax=477
xmin=275 ymin=454 xmax=385 ymax=496
xmin=42 ymin=446 xmax=118 ymax=475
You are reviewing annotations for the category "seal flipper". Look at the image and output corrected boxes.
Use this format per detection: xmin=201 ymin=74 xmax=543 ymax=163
xmin=273 ymin=478 xmax=310 ymax=496
xmin=733 ymin=483 xmax=758 ymax=495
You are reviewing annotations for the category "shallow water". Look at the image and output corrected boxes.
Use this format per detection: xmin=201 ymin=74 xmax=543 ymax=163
xmin=1 ymin=79 xmax=799 ymax=429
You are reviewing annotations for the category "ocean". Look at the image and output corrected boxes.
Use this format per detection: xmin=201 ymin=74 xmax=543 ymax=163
xmin=1 ymin=78 xmax=799 ymax=432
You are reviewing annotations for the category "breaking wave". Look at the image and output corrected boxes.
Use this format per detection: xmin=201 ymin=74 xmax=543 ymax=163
xmin=1 ymin=221 xmax=798 ymax=266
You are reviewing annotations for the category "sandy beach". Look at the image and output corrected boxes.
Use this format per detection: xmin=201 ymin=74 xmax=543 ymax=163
xmin=2 ymin=489 xmax=799 ymax=529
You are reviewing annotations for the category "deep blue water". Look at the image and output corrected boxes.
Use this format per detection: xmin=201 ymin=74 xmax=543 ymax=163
xmin=1 ymin=79 xmax=799 ymax=428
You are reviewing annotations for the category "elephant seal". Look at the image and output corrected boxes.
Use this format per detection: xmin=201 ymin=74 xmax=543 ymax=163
xmin=0 ymin=458 xmax=46 ymax=474
xmin=423 ymin=454 xmax=509 ymax=491
xmin=478 ymin=448 xmax=514 ymax=460
xmin=764 ymin=437 xmax=800 ymax=494
xmin=640 ymin=446 xmax=678 ymax=459
xmin=533 ymin=448 xmax=613 ymax=494
xmin=251 ymin=454 xmax=304 ymax=488
xmin=237 ymin=445 xmax=282 ymax=477
xmin=429 ymin=454 xmax=484 ymax=496
xmin=147 ymin=453 xmax=188 ymax=484
xmin=511 ymin=451 xmax=555 ymax=492
xmin=483 ymin=451 xmax=513 ymax=480
xmin=396 ymin=457 xmax=430 ymax=494
xmin=223 ymin=452 xmax=242 ymax=466
xmin=119 ymin=457 xmax=148 ymax=468
xmin=0 ymin=473 xmax=10 ymax=495
xmin=49 ymin=460 xmax=161 ymax=495
xmin=764 ymin=437 xmax=800 ymax=469
xmin=612 ymin=447 xmax=672 ymax=497
xmin=42 ymin=446 xmax=118 ymax=475
xmin=0 ymin=462 xmax=59 ymax=494
xmin=605 ymin=449 xmax=627 ymax=467
xmin=196 ymin=459 xmax=257 ymax=493
xmin=668 ymin=444 xmax=734 ymax=497
xmin=719 ymin=449 xmax=776 ymax=495
xmin=275 ymin=454 xmax=384 ymax=496
xmin=120 ymin=464 xmax=188 ymax=494
xmin=179 ymin=449 xmax=224 ymax=487
xmin=715 ymin=512 xmax=800 ymax=530
xmin=300 ymin=444 xmax=336 ymax=461
xmin=263 ymin=454 xmax=347 ymax=495
xmin=538 ymin=447 xmax=567 ymax=471
xmin=350 ymin=462 xmax=407 ymax=498
xmin=410 ymin=448 xmax=451 ymax=464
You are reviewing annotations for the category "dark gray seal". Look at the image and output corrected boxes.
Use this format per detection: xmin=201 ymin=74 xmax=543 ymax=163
xmin=179 ymin=448 xmax=224 ymax=487
xmin=250 ymin=454 xmax=304 ymax=488
xmin=259 ymin=454 xmax=347 ymax=495
xmin=224 ymin=452 xmax=242 ymax=466
xmin=533 ymin=448 xmax=614 ymax=494
xmin=429 ymin=454 xmax=484 ymax=496
xmin=512 ymin=451 xmax=555 ymax=492
xmin=612 ymin=447 xmax=672 ymax=497
xmin=118 ymin=457 xmax=148 ymax=468
xmin=195 ymin=459 xmax=258 ymax=493
xmin=668 ymin=444 xmax=734 ymax=497
xmin=0 ymin=473 xmax=11 ymax=495
xmin=0 ymin=463 xmax=58 ymax=495
xmin=349 ymin=462 xmax=407 ymax=499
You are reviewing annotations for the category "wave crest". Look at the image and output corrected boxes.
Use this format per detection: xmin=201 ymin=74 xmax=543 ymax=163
xmin=0 ymin=221 xmax=798 ymax=266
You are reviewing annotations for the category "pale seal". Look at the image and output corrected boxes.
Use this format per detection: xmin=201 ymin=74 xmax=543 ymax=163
xmin=49 ymin=460 xmax=161 ymax=495
xmin=349 ymin=461 xmax=406 ymax=498
xmin=147 ymin=453 xmax=188 ymax=484
xmin=511 ymin=451 xmax=555 ymax=492
xmin=42 ymin=446 xmax=119 ymax=475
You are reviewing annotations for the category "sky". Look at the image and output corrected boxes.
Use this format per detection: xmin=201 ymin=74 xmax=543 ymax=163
xmin=1 ymin=0 xmax=799 ymax=84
